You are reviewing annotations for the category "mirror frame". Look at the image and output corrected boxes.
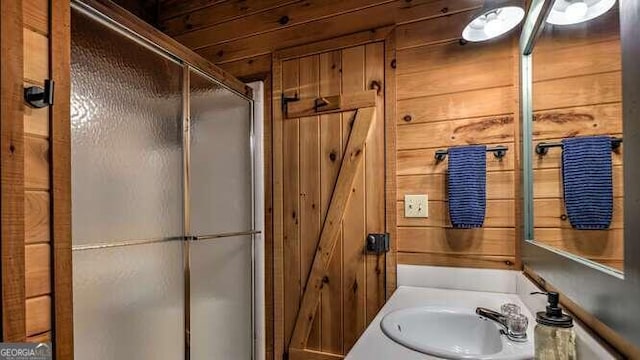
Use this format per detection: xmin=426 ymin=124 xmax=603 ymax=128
xmin=520 ymin=0 xmax=640 ymax=346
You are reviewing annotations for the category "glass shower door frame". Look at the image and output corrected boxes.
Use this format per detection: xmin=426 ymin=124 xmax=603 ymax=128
xmin=70 ymin=2 xmax=258 ymax=359
xmin=183 ymin=65 xmax=258 ymax=360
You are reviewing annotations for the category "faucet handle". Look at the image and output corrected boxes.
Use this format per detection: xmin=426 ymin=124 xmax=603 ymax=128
xmin=501 ymin=303 xmax=521 ymax=316
xmin=506 ymin=313 xmax=529 ymax=342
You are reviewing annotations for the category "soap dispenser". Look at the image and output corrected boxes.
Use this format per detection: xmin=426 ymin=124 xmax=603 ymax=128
xmin=531 ymin=291 xmax=577 ymax=360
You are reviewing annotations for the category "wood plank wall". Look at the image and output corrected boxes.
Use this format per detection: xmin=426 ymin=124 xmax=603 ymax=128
xmin=394 ymin=14 xmax=518 ymax=270
xmin=157 ymin=0 xmax=521 ymax=274
xmin=1 ymin=0 xmax=27 ymax=342
xmin=23 ymin=0 xmax=53 ymax=343
xmin=532 ymin=8 xmax=623 ymax=271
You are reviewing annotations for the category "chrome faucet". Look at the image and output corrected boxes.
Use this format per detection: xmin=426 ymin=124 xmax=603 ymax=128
xmin=476 ymin=307 xmax=528 ymax=342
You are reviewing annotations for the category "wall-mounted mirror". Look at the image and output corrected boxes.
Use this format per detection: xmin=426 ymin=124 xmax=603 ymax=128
xmin=521 ymin=0 xmax=640 ymax=348
xmin=530 ymin=0 xmax=623 ymax=275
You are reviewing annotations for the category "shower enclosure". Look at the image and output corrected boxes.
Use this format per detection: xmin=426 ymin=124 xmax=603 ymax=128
xmin=70 ymin=2 xmax=258 ymax=359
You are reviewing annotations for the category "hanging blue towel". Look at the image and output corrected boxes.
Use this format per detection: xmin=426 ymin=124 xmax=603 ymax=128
xmin=448 ymin=145 xmax=487 ymax=228
xmin=561 ymin=136 xmax=613 ymax=230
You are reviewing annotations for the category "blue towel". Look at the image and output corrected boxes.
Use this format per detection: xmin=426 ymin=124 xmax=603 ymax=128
xmin=448 ymin=145 xmax=487 ymax=228
xmin=561 ymin=136 xmax=613 ymax=230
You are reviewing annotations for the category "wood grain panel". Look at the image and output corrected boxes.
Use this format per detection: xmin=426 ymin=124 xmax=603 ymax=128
xmin=384 ymin=29 xmax=398 ymax=299
xmin=394 ymin=0 xmax=482 ymax=25
xmin=277 ymin=27 xmax=392 ymax=61
xmin=534 ymin=198 xmax=623 ymax=229
xmin=262 ymin=75 xmax=275 ymax=360
xmin=397 ymin=56 xmax=513 ymax=100
xmin=532 ymin=103 xmax=622 ymax=140
xmin=196 ymin=2 xmax=400 ymax=63
xmin=318 ymin=50 xmax=343 ymax=354
xmin=533 ymin=166 xmax=623 ymax=199
xmin=534 ymin=9 xmax=619 ymax=53
xmin=175 ymin=0 xmax=395 ymax=49
xmin=2 ymin=0 xmax=26 ymax=340
xmin=533 ymin=40 xmax=621 ymax=82
xmin=397 ymin=36 xmax=511 ymax=75
xmin=23 ymin=0 xmax=49 ymax=35
xmin=167 ymin=0 xmax=484 ymax=64
xmin=26 ymin=295 xmax=51 ymax=337
xmin=298 ymin=54 xmax=322 ymax=350
xmin=397 ymin=115 xmax=514 ymax=150
xmin=273 ymin=53 xmax=286 ymax=360
xmin=397 ymin=171 xmax=515 ymax=201
xmin=397 ymin=143 xmax=514 ymax=176
xmin=25 ymin=244 xmax=51 ymax=298
xmin=25 ymin=191 xmax=49 ymax=244
xmin=397 ymin=200 xmax=515 ymax=228
xmin=218 ymin=54 xmax=272 ymax=80
xmin=397 ymin=227 xmax=516 ymax=255
xmin=532 ymin=72 xmax=621 ymax=111
xmin=161 ymin=0 xmax=297 ymax=33
xmin=364 ymin=42 xmax=385 ymax=325
xmin=23 ymin=28 xmax=48 ymax=84
xmin=396 ymin=9 xmax=479 ymax=50
xmin=340 ymin=46 xmax=366 ymax=352
xmin=397 ymin=86 xmax=513 ymax=125
xmin=398 ymin=252 xmax=516 ymax=269
xmin=50 ymin=0 xmax=73 ymax=356
xmin=184 ymin=0 xmax=480 ymax=55
xmin=534 ymin=228 xmax=623 ymax=263
xmin=159 ymin=0 xmax=227 ymax=20
xmin=25 ymin=135 xmax=50 ymax=190
xmin=282 ymin=58 xmax=301 ymax=346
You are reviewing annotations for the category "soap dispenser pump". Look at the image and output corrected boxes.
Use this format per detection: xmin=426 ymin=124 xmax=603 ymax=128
xmin=531 ymin=291 xmax=577 ymax=360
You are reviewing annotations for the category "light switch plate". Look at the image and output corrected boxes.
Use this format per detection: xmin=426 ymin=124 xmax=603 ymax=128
xmin=404 ymin=194 xmax=428 ymax=218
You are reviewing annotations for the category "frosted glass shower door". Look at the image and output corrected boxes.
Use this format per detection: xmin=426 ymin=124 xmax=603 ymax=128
xmin=71 ymin=7 xmax=184 ymax=360
xmin=188 ymin=70 xmax=254 ymax=360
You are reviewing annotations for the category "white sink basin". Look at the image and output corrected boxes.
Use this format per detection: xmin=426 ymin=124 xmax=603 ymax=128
xmin=380 ymin=306 xmax=532 ymax=359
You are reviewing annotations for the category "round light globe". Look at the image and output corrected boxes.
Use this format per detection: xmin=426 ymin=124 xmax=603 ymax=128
xmin=547 ymin=0 xmax=617 ymax=25
xmin=565 ymin=1 xmax=589 ymax=22
xmin=484 ymin=17 xmax=504 ymax=38
xmin=462 ymin=6 xmax=525 ymax=42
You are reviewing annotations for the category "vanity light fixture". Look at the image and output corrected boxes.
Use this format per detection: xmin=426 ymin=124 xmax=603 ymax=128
xmin=546 ymin=0 xmax=616 ymax=25
xmin=462 ymin=0 xmax=525 ymax=42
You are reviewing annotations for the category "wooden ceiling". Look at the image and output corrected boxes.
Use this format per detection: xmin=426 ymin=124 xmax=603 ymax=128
xmin=155 ymin=0 xmax=483 ymax=75
xmin=113 ymin=0 xmax=160 ymax=25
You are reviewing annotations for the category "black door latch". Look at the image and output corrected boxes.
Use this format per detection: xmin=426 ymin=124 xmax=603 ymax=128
xmin=366 ymin=233 xmax=390 ymax=254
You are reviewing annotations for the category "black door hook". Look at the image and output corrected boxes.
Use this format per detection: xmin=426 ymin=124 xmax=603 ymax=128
xmin=24 ymin=79 xmax=55 ymax=108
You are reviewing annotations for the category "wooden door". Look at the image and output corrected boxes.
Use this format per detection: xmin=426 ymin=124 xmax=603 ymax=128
xmin=273 ymin=42 xmax=386 ymax=360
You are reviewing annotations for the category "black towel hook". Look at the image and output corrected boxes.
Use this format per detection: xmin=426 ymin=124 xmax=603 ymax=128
xmin=24 ymin=79 xmax=55 ymax=108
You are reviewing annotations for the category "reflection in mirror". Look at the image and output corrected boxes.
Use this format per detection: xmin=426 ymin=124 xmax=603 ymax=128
xmin=531 ymin=1 xmax=622 ymax=273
